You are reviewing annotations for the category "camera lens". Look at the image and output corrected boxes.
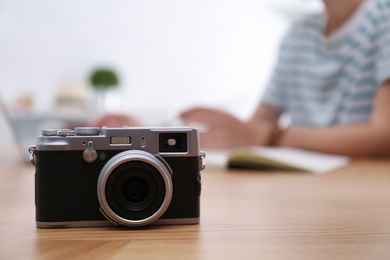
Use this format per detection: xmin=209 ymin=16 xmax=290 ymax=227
xmin=97 ymin=150 xmax=173 ymax=227
xmin=123 ymin=177 xmax=148 ymax=203
xmin=105 ymin=161 xmax=166 ymax=220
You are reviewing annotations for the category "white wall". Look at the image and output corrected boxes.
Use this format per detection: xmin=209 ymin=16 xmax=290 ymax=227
xmin=0 ymin=0 xmax=323 ymax=145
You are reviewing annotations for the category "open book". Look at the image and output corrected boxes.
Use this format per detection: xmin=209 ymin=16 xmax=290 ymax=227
xmin=226 ymin=147 xmax=350 ymax=174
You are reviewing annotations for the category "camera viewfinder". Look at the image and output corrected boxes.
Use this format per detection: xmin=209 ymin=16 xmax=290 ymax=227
xmin=159 ymin=133 xmax=187 ymax=152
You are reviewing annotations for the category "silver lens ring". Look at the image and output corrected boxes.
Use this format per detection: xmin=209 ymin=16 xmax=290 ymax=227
xmin=97 ymin=150 xmax=173 ymax=227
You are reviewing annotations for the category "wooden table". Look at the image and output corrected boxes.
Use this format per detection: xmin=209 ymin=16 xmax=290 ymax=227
xmin=1 ymin=147 xmax=390 ymax=260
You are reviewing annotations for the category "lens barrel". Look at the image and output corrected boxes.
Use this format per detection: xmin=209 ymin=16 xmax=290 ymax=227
xmin=97 ymin=150 xmax=173 ymax=227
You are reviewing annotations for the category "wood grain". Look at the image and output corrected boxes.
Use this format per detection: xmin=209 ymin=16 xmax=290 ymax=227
xmin=1 ymin=148 xmax=390 ymax=259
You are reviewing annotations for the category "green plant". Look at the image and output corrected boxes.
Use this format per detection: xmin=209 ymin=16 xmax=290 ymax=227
xmin=90 ymin=68 xmax=119 ymax=89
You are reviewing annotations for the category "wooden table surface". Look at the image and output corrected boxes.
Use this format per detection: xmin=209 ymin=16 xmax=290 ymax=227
xmin=1 ymin=147 xmax=390 ymax=260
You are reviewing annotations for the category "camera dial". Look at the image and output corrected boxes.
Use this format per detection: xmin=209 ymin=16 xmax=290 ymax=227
xmin=57 ymin=129 xmax=75 ymax=136
xmin=75 ymin=127 xmax=100 ymax=136
xmin=42 ymin=129 xmax=60 ymax=136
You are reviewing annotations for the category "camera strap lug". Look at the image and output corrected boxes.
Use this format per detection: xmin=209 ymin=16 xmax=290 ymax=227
xmin=200 ymin=151 xmax=206 ymax=171
xmin=28 ymin=146 xmax=36 ymax=166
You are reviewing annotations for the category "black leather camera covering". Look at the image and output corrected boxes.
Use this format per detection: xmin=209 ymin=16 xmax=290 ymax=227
xmin=35 ymin=150 xmax=201 ymax=223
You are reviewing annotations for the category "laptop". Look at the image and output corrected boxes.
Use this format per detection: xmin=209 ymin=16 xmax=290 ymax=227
xmin=0 ymin=94 xmax=30 ymax=162
xmin=0 ymin=93 xmax=90 ymax=162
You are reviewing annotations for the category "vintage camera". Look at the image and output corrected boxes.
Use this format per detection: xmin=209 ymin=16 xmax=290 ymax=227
xmin=29 ymin=127 xmax=205 ymax=228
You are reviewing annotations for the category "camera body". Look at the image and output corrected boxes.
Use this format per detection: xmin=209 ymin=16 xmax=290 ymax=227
xmin=31 ymin=127 xmax=205 ymax=228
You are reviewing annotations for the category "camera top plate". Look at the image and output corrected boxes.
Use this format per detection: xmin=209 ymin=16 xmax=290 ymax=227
xmin=34 ymin=127 xmax=201 ymax=157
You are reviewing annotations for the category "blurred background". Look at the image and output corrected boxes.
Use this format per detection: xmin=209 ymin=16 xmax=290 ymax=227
xmin=0 ymin=0 xmax=323 ymax=155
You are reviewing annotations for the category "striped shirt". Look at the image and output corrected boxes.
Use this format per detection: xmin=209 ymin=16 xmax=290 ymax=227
xmin=261 ymin=0 xmax=390 ymax=127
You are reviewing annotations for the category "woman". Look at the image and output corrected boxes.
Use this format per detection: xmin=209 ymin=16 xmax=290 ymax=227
xmin=181 ymin=0 xmax=390 ymax=156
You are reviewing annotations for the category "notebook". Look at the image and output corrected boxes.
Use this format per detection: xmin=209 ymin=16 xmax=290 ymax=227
xmin=205 ymin=146 xmax=350 ymax=174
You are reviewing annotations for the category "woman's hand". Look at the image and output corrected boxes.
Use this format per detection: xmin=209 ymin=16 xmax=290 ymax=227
xmin=181 ymin=107 xmax=272 ymax=149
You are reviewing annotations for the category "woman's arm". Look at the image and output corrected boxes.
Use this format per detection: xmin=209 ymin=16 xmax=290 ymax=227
xmin=181 ymin=81 xmax=390 ymax=155
xmin=180 ymin=104 xmax=281 ymax=149
xmin=279 ymin=80 xmax=390 ymax=156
